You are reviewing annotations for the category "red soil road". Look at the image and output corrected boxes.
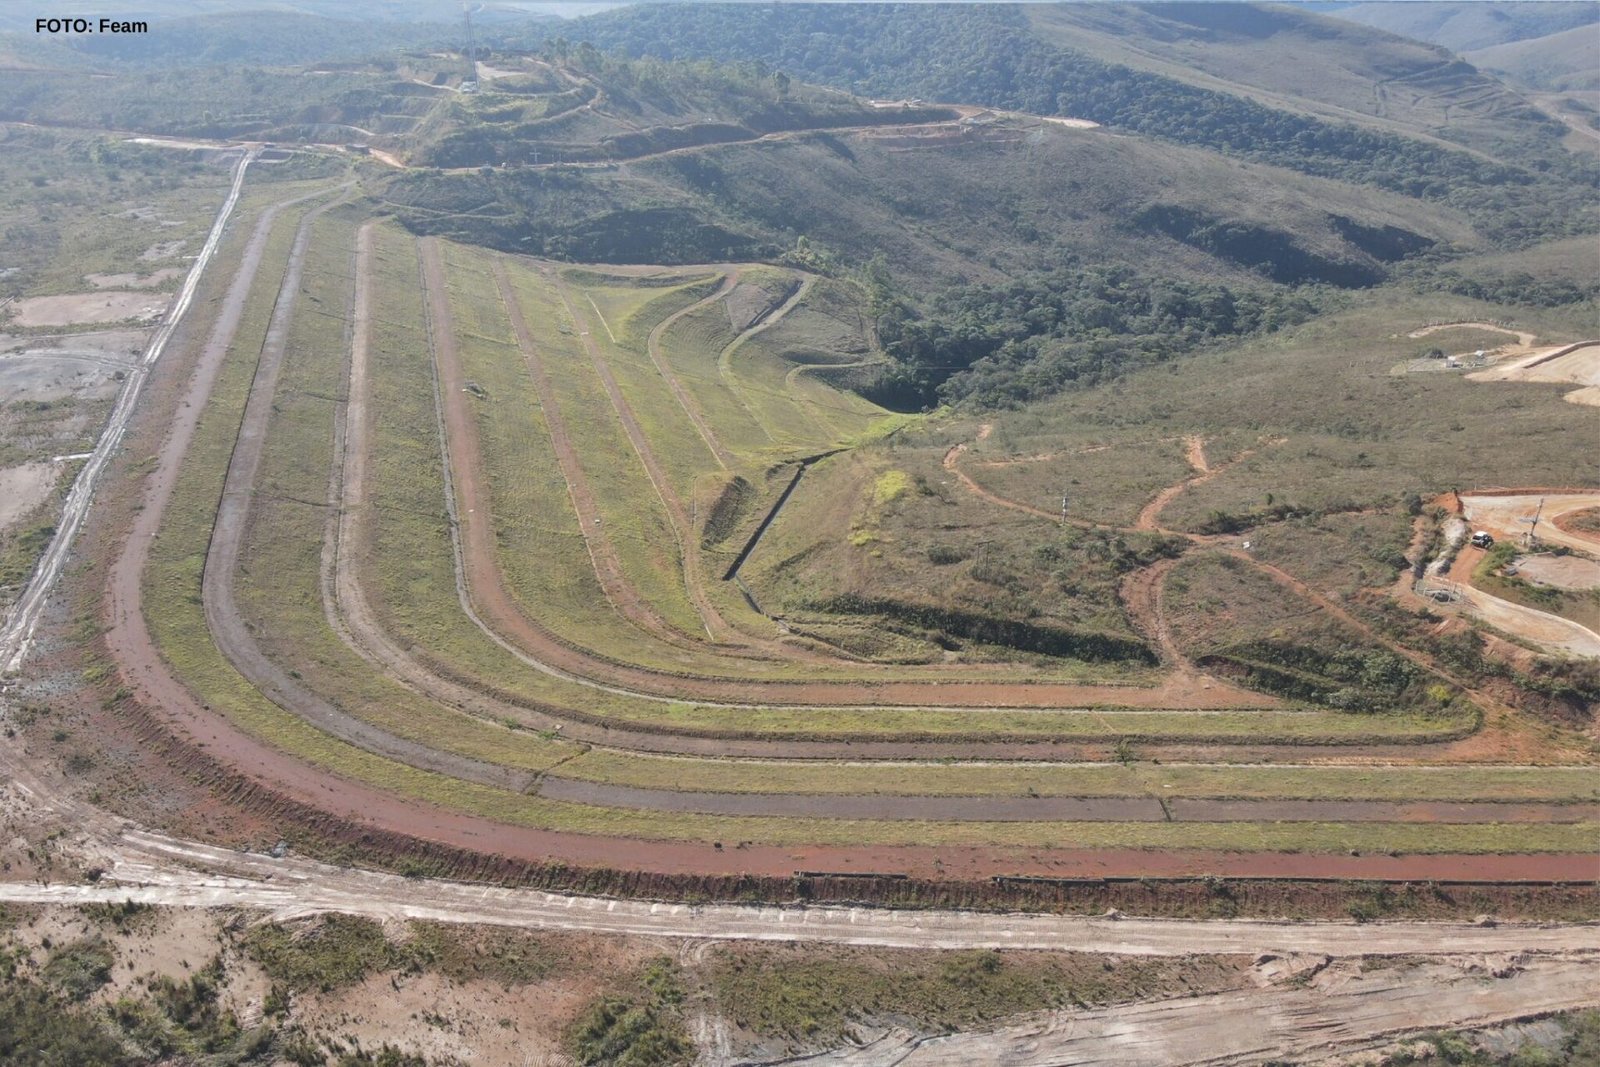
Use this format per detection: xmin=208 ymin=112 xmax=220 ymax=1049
xmin=537 ymin=779 xmax=1600 ymax=826
xmin=1135 ymin=435 xmax=1277 ymax=532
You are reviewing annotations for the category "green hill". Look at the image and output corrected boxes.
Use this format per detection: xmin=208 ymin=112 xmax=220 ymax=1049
xmin=563 ymin=3 xmax=1596 ymax=246
xmin=1022 ymin=3 xmax=1551 ymax=157
xmin=372 ymin=57 xmax=1475 ymax=288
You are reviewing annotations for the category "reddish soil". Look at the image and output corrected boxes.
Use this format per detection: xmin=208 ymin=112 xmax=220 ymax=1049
xmin=1136 ymin=435 xmax=1273 ymax=532
xmin=539 ymin=780 xmax=1600 ymax=826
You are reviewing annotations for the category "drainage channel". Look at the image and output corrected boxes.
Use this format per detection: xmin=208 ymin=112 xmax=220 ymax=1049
xmin=721 ymin=449 xmax=843 ymax=616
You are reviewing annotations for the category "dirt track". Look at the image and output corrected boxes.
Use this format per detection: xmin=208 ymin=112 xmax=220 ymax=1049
xmin=548 ymin=267 xmax=740 ymax=644
xmin=1468 ymin=339 xmax=1600 ymax=406
xmin=774 ymin=956 xmax=1600 ymax=1066
xmin=489 ymin=256 xmax=698 ymax=647
xmin=1431 ymin=492 xmax=1600 ymax=657
xmin=1408 ymin=321 xmax=1537 ymax=348
xmin=7 ymin=822 xmax=1600 ymax=948
xmin=539 ymin=779 xmax=1598 ymax=825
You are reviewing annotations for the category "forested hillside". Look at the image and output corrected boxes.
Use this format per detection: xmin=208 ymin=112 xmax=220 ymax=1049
xmin=564 ymin=3 xmax=1598 ymax=246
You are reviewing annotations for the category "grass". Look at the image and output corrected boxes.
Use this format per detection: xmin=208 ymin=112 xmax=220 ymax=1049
xmin=129 ymin=229 xmax=1500 ymax=839
xmin=484 ymin=251 xmax=707 ymax=640
xmin=963 ymin=436 xmax=1193 ymax=527
xmin=243 ymin=915 xmax=395 ymax=994
xmin=653 ymin=291 xmax=777 ymax=458
xmin=0 ymin=130 xmax=233 ymax=302
xmin=570 ymin=271 xmax=729 ymax=500
xmin=0 ymin=503 xmax=60 ymax=605
xmin=226 ymin=208 xmax=575 ymax=773
xmin=1472 ymin=542 xmax=1600 ymax=634
xmin=553 ymin=751 xmax=1600 ymax=801
xmin=704 ymin=944 xmax=1244 ymax=1047
xmin=747 ymin=446 xmax=1161 ymax=650
xmin=1049 ymin=292 xmax=1595 ymax=535
xmin=357 ymin=235 xmax=1192 ymax=734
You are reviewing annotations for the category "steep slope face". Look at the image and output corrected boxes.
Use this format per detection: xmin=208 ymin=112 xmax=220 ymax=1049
xmin=1329 ymin=1 xmax=1599 ymax=52
xmin=1024 ymin=3 xmax=1550 ymax=154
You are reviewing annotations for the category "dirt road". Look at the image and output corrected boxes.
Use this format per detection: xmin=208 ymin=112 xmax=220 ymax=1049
xmin=770 ymin=956 xmax=1600 ymax=1066
xmin=1449 ymin=581 xmax=1600 ymax=658
xmin=1435 ymin=492 xmax=1600 ymax=657
xmin=1408 ymin=321 xmax=1538 ymax=348
xmin=1463 ymin=491 xmax=1600 ymax=555
xmin=7 ymin=827 xmax=1600 ymax=953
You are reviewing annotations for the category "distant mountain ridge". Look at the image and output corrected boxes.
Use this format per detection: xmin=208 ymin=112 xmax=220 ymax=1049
xmin=1465 ymin=22 xmax=1600 ymax=92
xmin=1327 ymin=1 xmax=1598 ymax=52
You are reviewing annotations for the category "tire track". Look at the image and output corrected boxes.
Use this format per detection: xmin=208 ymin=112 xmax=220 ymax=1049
xmin=773 ymin=958 xmax=1600 ymax=1067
